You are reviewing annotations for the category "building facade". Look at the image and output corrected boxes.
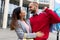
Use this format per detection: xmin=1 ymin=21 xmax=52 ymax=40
xmin=0 ymin=0 xmax=54 ymax=29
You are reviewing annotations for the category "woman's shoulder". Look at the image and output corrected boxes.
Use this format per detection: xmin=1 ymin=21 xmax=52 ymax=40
xmin=17 ymin=20 xmax=22 ymax=24
xmin=17 ymin=19 xmax=30 ymax=25
xmin=26 ymin=19 xmax=30 ymax=25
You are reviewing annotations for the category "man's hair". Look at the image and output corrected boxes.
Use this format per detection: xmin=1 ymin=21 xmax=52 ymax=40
xmin=32 ymin=2 xmax=39 ymax=7
xmin=30 ymin=2 xmax=39 ymax=7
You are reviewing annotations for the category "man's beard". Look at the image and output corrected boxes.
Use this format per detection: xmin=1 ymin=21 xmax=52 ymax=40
xmin=31 ymin=10 xmax=36 ymax=13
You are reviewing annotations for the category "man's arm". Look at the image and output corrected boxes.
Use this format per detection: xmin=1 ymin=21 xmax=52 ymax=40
xmin=44 ymin=8 xmax=60 ymax=24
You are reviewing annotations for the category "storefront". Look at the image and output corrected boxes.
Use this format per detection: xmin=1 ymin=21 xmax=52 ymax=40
xmin=0 ymin=0 xmax=5 ymax=28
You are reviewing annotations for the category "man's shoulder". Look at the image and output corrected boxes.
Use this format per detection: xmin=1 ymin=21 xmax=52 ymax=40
xmin=38 ymin=11 xmax=47 ymax=15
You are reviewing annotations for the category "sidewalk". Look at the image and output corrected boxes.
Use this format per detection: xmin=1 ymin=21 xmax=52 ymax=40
xmin=0 ymin=28 xmax=60 ymax=40
xmin=0 ymin=29 xmax=17 ymax=40
xmin=48 ymin=32 xmax=60 ymax=40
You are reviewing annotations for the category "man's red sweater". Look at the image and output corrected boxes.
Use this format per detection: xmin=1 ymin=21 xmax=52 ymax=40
xmin=30 ymin=8 xmax=60 ymax=40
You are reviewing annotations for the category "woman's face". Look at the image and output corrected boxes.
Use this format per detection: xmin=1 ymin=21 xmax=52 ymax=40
xmin=19 ymin=10 xmax=26 ymax=18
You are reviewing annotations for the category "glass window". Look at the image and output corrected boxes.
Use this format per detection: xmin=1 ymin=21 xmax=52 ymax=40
xmin=7 ymin=0 xmax=19 ymax=27
xmin=39 ymin=0 xmax=44 ymax=2
xmin=44 ymin=0 xmax=49 ymax=3
xmin=0 ymin=0 xmax=5 ymax=28
xmin=39 ymin=0 xmax=49 ymax=3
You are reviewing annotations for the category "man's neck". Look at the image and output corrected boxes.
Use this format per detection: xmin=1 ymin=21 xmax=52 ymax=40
xmin=36 ymin=8 xmax=39 ymax=12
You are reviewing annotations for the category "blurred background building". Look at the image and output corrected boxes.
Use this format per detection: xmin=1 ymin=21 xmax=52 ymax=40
xmin=0 ymin=0 xmax=54 ymax=29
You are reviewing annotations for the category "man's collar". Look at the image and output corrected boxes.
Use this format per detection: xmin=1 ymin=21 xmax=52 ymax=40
xmin=31 ymin=9 xmax=43 ymax=17
xmin=35 ymin=9 xmax=43 ymax=15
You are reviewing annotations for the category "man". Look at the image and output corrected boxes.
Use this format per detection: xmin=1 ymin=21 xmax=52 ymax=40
xmin=28 ymin=2 xmax=60 ymax=40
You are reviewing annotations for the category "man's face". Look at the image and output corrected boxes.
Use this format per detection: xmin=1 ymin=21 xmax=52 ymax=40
xmin=29 ymin=3 xmax=36 ymax=13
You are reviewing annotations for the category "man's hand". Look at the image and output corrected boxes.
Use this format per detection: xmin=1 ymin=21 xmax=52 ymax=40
xmin=43 ymin=7 xmax=48 ymax=11
xmin=36 ymin=31 xmax=44 ymax=37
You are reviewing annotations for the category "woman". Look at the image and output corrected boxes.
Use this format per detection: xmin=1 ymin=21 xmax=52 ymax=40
xmin=10 ymin=7 xmax=44 ymax=40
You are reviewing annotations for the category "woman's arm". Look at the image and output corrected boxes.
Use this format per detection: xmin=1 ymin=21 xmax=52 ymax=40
xmin=15 ymin=27 xmax=37 ymax=39
xmin=15 ymin=20 xmax=44 ymax=39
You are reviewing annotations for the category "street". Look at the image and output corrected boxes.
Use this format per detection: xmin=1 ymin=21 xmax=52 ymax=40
xmin=0 ymin=28 xmax=60 ymax=40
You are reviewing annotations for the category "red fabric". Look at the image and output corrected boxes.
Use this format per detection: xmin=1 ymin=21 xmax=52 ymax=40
xmin=30 ymin=8 xmax=60 ymax=40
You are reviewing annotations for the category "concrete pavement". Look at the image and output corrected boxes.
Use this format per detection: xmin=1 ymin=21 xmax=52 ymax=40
xmin=0 ymin=28 xmax=60 ymax=40
xmin=0 ymin=29 xmax=17 ymax=40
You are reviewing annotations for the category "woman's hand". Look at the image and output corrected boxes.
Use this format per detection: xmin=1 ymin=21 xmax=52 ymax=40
xmin=36 ymin=31 xmax=44 ymax=37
